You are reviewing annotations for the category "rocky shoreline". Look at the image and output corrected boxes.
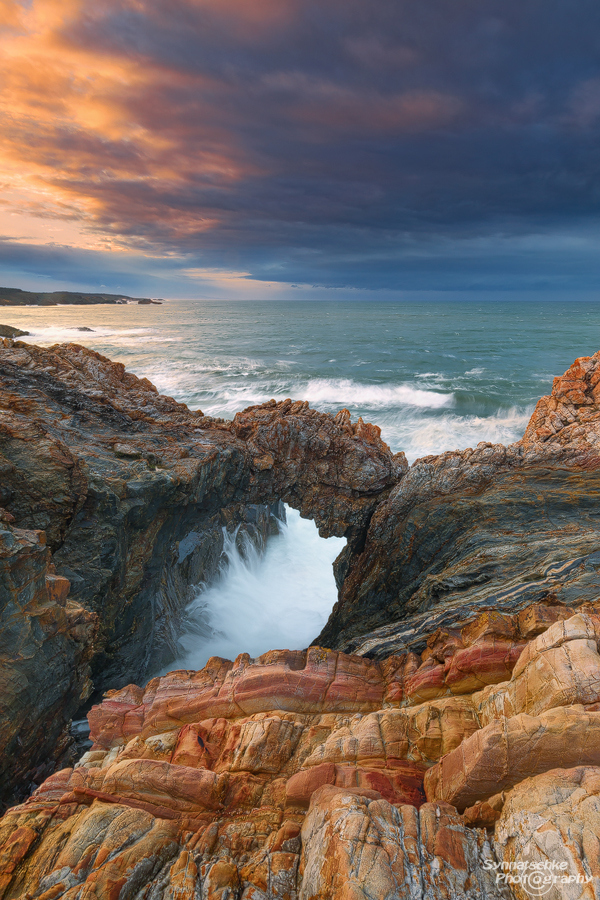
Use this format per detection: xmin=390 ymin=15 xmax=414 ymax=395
xmin=0 ymin=341 xmax=600 ymax=897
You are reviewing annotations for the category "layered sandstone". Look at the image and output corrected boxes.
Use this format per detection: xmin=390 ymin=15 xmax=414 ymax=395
xmin=3 ymin=605 xmax=600 ymax=897
xmin=2 ymin=346 xmax=600 ymax=895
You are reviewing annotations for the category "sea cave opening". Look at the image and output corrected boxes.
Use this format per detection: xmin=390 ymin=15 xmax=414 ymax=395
xmin=166 ymin=505 xmax=346 ymax=673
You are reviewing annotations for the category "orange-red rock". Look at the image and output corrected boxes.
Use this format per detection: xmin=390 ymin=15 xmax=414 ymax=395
xmin=425 ymin=705 xmax=600 ymax=811
xmin=299 ymin=786 xmax=505 ymax=899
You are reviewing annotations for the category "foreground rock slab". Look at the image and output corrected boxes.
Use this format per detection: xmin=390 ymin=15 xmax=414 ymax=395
xmin=3 ymin=606 xmax=600 ymax=897
xmin=299 ymin=785 xmax=508 ymax=900
xmin=495 ymin=767 xmax=600 ymax=900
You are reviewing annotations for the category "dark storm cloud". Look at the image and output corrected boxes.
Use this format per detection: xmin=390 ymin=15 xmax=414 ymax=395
xmin=2 ymin=0 xmax=600 ymax=291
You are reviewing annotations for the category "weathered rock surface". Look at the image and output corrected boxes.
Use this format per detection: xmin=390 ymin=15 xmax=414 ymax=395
xmin=3 ymin=347 xmax=600 ymax=895
xmin=299 ymin=786 xmax=507 ymax=899
xmin=494 ymin=767 xmax=600 ymax=899
xmin=3 ymin=605 xmax=600 ymax=897
xmin=0 ymin=338 xmax=402 ymax=804
xmin=0 ymin=340 xmax=402 ymax=690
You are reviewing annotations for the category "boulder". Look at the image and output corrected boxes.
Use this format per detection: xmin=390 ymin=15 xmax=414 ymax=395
xmin=425 ymin=706 xmax=600 ymax=811
xmin=0 ymin=325 xmax=28 ymax=338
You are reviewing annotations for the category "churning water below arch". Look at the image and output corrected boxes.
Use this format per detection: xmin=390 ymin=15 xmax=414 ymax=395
xmin=168 ymin=507 xmax=346 ymax=671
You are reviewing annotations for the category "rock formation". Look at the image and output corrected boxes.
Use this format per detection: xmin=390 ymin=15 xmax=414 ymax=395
xmin=2 ymin=603 xmax=600 ymax=897
xmin=0 ymin=339 xmax=402 ymax=689
xmin=0 ymin=338 xmax=402 ymax=804
xmin=1 ymin=344 xmax=600 ymax=896
xmin=0 ymin=510 xmax=96 ymax=810
xmin=0 ymin=326 xmax=28 ymax=339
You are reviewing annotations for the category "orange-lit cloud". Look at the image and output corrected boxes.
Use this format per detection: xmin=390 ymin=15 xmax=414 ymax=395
xmin=1 ymin=0 xmax=599 ymax=296
xmin=0 ymin=0 xmax=262 ymax=253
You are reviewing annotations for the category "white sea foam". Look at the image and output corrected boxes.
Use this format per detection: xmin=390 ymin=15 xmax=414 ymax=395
xmin=378 ymin=406 xmax=533 ymax=462
xmin=169 ymin=508 xmax=344 ymax=670
xmin=146 ymin=372 xmax=455 ymax=417
xmin=290 ymin=378 xmax=454 ymax=409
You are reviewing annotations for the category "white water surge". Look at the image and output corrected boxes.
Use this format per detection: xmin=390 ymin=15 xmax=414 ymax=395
xmin=171 ymin=507 xmax=345 ymax=670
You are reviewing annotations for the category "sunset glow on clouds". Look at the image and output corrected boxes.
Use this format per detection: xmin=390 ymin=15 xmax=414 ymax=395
xmin=1 ymin=0 xmax=600 ymax=297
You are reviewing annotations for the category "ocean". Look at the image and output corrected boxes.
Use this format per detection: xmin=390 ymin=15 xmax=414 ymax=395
xmin=5 ymin=298 xmax=600 ymax=668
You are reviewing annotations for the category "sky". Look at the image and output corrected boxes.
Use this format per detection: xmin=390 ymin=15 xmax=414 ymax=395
xmin=1 ymin=0 xmax=600 ymax=300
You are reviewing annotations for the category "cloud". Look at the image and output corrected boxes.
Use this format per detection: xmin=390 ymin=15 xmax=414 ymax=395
xmin=1 ymin=0 xmax=600 ymax=293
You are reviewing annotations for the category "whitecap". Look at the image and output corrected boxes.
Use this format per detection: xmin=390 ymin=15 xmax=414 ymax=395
xmin=297 ymin=378 xmax=454 ymax=409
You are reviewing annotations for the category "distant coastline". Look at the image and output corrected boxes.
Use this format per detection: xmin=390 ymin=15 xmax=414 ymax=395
xmin=0 ymin=286 xmax=163 ymax=306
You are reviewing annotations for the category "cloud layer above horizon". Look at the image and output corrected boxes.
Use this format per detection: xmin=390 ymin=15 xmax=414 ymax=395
xmin=2 ymin=0 xmax=600 ymax=297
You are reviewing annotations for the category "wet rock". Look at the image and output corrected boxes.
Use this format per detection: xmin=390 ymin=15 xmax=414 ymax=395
xmin=0 ymin=325 xmax=28 ymax=338
xmin=320 ymin=352 xmax=600 ymax=653
xmin=0 ymin=342 xmax=401 ymax=694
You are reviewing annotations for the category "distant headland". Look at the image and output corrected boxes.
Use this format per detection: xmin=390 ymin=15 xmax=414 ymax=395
xmin=0 ymin=286 xmax=163 ymax=306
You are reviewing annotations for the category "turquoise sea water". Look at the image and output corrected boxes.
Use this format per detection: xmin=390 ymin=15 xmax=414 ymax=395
xmin=5 ymin=298 xmax=600 ymax=665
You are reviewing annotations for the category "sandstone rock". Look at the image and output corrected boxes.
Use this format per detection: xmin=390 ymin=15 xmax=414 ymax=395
xmin=4 ymin=343 xmax=600 ymax=897
xmin=425 ymin=706 xmax=600 ymax=811
xmin=474 ymin=612 xmax=600 ymax=726
xmin=299 ymin=785 xmax=508 ymax=899
xmin=522 ymin=350 xmax=600 ymax=449
xmin=5 ymin=604 xmax=600 ymax=897
xmin=494 ymin=767 xmax=600 ymax=900
xmin=300 ymin=698 xmax=479 ymax=770
xmin=88 ymin=648 xmax=392 ymax=748
xmin=0 ymin=801 xmax=181 ymax=899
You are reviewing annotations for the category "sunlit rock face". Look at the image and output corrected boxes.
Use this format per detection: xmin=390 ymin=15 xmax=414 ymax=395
xmin=3 ymin=604 xmax=600 ymax=897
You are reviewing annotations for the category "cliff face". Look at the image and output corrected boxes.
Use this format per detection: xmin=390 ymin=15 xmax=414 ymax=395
xmin=0 ymin=339 xmax=402 ymax=691
xmin=0 ymin=339 xmax=402 ymax=804
xmin=0 ymin=511 xmax=96 ymax=810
